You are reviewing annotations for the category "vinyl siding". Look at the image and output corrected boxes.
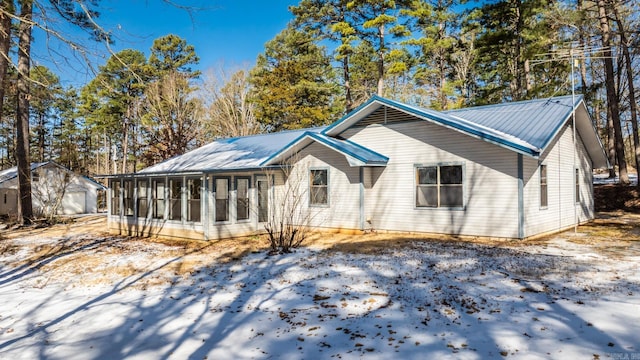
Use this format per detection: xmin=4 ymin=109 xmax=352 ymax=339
xmin=342 ymin=120 xmax=520 ymax=238
xmin=282 ymin=142 xmax=362 ymax=231
xmin=523 ymin=123 xmax=595 ymax=237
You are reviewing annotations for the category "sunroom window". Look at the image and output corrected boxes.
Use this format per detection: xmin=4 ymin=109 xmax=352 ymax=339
xmin=187 ymin=178 xmax=201 ymax=222
xmin=215 ymin=178 xmax=229 ymax=222
xmin=236 ymin=177 xmax=250 ymax=221
xmin=152 ymin=179 xmax=165 ymax=219
xmin=169 ymin=178 xmax=182 ymax=221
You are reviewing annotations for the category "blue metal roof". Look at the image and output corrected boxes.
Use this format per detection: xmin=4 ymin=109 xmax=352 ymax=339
xmin=261 ymin=131 xmax=389 ymax=167
xmin=131 ymin=94 xmax=608 ymax=175
xmin=445 ymin=95 xmax=580 ymax=152
xmin=323 ymin=95 xmax=544 ymax=156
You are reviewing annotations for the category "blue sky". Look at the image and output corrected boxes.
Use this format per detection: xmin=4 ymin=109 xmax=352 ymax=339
xmin=34 ymin=0 xmax=299 ymax=86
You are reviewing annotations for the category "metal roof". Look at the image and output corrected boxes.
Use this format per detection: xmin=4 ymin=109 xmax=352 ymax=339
xmin=261 ymin=131 xmax=389 ymax=167
xmin=323 ymin=95 xmax=542 ymax=156
xmin=127 ymin=94 xmax=608 ymax=176
xmin=138 ymin=127 xmax=326 ymax=174
xmin=445 ymin=95 xmax=579 ymax=152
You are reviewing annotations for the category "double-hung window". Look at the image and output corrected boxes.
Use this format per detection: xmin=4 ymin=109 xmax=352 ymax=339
xmin=152 ymin=179 xmax=165 ymax=219
xmin=123 ymin=180 xmax=134 ymax=216
xmin=416 ymin=165 xmax=463 ymax=208
xmin=169 ymin=178 xmax=182 ymax=221
xmin=540 ymin=165 xmax=548 ymax=208
xmin=575 ymin=168 xmax=580 ymax=204
xmin=110 ymin=180 xmax=121 ymax=215
xmin=310 ymin=169 xmax=328 ymax=206
xmin=215 ymin=178 xmax=230 ymax=222
xmin=187 ymin=178 xmax=201 ymax=222
xmin=236 ymin=177 xmax=250 ymax=221
xmin=137 ymin=180 xmax=149 ymax=218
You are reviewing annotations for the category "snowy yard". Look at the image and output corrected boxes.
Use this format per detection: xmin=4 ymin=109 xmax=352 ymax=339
xmin=1 ymin=215 xmax=639 ymax=359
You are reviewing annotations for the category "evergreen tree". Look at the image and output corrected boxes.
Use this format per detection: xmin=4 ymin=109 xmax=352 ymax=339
xmin=29 ymin=65 xmax=61 ymax=162
xmin=81 ymin=49 xmax=149 ymax=173
xmin=250 ymin=25 xmax=340 ymax=131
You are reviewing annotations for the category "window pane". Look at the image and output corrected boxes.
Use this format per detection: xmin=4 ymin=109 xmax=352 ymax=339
xmin=215 ymin=178 xmax=229 ymax=221
xmin=257 ymin=179 xmax=269 ymax=222
xmin=440 ymin=166 xmax=462 ymax=184
xmin=440 ymin=186 xmax=463 ymax=207
xmin=186 ymin=178 xmax=201 ymax=222
xmin=169 ymin=179 xmax=182 ymax=221
xmin=417 ymin=167 xmax=437 ymax=185
xmin=416 ymin=186 xmax=437 ymax=207
xmin=216 ymin=179 xmax=228 ymax=199
xmin=311 ymin=169 xmax=327 ymax=186
xmin=540 ymin=165 xmax=547 ymax=207
xmin=188 ymin=178 xmax=201 ymax=200
xmin=153 ymin=180 xmax=165 ymax=219
xmin=111 ymin=181 xmax=120 ymax=215
xmin=575 ymin=169 xmax=580 ymax=203
xmin=124 ymin=180 xmax=134 ymax=216
xmin=237 ymin=178 xmax=250 ymax=221
xmin=311 ymin=186 xmax=328 ymax=205
xmin=137 ymin=180 xmax=148 ymax=218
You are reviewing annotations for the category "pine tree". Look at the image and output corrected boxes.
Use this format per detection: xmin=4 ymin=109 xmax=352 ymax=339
xmin=250 ymin=26 xmax=340 ymax=131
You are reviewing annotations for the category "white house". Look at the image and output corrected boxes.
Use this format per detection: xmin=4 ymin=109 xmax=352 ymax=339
xmin=107 ymin=95 xmax=609 ymax=240
xmin=0 ymin=162 xmax=106 ymax=217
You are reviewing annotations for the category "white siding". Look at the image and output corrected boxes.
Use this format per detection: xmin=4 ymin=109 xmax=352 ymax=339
xmin=523 ymin=124 xmax=595 ymax=237
xmin=341 ymin=121 xmax=520 ymax=238
xmin=282 ymin=143 xmax=362 ymax=231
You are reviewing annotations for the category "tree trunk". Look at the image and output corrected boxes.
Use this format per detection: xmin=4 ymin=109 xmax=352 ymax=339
xmin=0 ymin=0 xmax=13 ymax=171
xmin=597 ymin=0 xmax=628 ymax=185
xmin=376 ymin=25 xmax=385 ymax=97
xmin=613 ymin=6 xmax=640 ymax=186
xmin=15 ymin=0 xmax=34 ymax=224
xmin=0 ymin=0 xmax=12 ymax=123
xmin=342 ymin=55 xmax=353 ymax=113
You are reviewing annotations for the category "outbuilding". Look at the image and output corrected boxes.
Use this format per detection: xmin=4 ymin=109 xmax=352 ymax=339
xmin=0 ymin=162 xmax=106 ymax=217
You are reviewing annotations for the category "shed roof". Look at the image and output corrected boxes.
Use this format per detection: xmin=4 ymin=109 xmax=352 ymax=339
xmin=0 ymin=162 xmax=48 ymax=184
xmin=0 ymin=162 xmax=106 ymax=189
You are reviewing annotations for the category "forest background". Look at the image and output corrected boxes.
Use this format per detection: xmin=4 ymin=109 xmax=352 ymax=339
xmin=0 ymin=0 xmax=637 ymax=223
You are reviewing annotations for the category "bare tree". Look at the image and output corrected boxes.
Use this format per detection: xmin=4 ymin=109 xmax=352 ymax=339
xmin=31 ymin=166 xmax=72 ymax=221
xmin=200 ymin=66 xmax=262 ymax=140
xmin=264 ymin=158 xmax=318 ymax=254
xmin=141 ymin=71 xmax=203 ymax=165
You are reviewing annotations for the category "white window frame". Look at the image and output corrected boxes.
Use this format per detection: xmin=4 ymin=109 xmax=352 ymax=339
xmin=540 ymin=164 xmax=548 ymax=209
xmin=309 ymin=168 xmax=329 ymax=207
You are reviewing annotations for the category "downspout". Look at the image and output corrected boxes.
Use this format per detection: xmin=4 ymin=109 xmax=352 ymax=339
xmin=359 ymin=167 xmax=364 ymax=231
xmin=518 ymin=154 xmax=524 ymax=239
xmin=203 ymin=174 xmax=209 ymax=241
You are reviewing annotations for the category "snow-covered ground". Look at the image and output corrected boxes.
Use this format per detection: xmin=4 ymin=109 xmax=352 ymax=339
xmin=0 ymin=227 xmax=639 ymax=359
xmin=593 ymin=172 xmax=638 ymax=185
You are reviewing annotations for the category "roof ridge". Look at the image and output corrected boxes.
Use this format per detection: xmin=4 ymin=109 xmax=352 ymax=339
xmin=445 ymin=94 xmax=579 ymax=113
